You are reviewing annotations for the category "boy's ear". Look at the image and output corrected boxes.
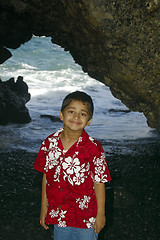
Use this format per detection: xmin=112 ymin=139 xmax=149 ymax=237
xmin=87 ymin=118 xmax=92 ymax=126
xmin=60 ymin=111 xmax=64 ymax=121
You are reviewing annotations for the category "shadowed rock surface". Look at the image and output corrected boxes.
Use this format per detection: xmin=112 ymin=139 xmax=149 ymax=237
xmin=0 ymin=76 xmax=31 ymax=124
xmin=0 ymin=0 xmax=160 ymax=130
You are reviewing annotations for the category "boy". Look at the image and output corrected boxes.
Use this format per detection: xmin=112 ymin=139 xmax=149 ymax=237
xmin=34 ymin=91 xmax=111 ymax=240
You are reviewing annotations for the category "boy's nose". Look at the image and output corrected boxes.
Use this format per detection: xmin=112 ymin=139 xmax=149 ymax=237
xmin=74 ymin=113 xmax=80 ymax=119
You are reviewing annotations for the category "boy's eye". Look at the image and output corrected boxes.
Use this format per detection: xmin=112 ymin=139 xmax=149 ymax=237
xmin=80 ymin=113 xmax=86 ymax=116
xmin=69 ymin=111 xmax=74 ymax=114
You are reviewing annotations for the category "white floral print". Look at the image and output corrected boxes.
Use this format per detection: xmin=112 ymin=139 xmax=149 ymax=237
xmin=83 ymin=217 xmax=95 ymax=228
xmin=49 ymin=209 xmax=59 ymax=218
xmin=76 ymin=195 xmax=91 ymax=210
xmin=49 ymin=208 xmax=67 ymax=227
xmin=92 ymin=152 xmax=109 ymax=183
xmin=62 ymin=157 xmax=90 ymax=185
xmin=89 ymin=136 xmax=96 ymax=144
xmin=58 ymin=221 xmax=66 ymax=227
xmin=73 ymin=172 xmax=85 ymax=185
xmin=54 ymin=166 xmax=61 ymax=182
xmin=41 ymin=141 xmax=47 ymax=151
xmin=62 ymin=157 xmax=80 ymax=175
xmin=43 ymin=133 xmax=62 ymax=172
xmin=94 ymin=152 xmax=106 ymax=165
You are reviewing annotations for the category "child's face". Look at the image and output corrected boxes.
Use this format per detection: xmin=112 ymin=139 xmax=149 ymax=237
xmin=60 ymin=100 xmax=92 ymax=132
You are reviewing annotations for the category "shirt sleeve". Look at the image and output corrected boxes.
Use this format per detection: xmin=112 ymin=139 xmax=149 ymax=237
xmin=90 ymin=142 xmax=111 ymax=183
xmin=33 ymin=140 xmax=48 ymax=173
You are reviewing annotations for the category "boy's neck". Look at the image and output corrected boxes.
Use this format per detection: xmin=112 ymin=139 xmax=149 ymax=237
xmin=60 ymin=128 xmax=83 ymax=150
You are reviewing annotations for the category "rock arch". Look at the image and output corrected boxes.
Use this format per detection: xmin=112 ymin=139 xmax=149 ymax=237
xmin=0 ymin=0 xmax=160 ymax=130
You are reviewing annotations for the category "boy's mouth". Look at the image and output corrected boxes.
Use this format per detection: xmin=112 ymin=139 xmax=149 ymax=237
xmin=70 ymin=120 xmax=81 ymax=125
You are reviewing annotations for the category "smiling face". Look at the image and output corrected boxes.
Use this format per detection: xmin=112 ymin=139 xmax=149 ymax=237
xmin=60 ymin=100 xmax=92 ymax=132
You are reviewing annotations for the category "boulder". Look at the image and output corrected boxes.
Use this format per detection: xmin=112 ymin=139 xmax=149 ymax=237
xmin=40 ymin=114 xmax=62 ymax=122
xmin=0 ymin=76 xmax=31 ymax=125
xmin=0 ymin=0 xmax=160 ymax=130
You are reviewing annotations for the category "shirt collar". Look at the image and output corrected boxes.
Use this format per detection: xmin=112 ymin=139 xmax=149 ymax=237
xmin=55 ymin=128 xmax=89 ymax=149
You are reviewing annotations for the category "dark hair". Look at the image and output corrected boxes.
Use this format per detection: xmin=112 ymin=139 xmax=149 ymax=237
xmin=61 ymin=91 xmax=94 ymax=120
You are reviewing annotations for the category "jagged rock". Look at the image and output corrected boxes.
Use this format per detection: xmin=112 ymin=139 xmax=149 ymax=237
xmin=0 ymin=46 xmax=12 ymax=64
xmin=40 ymin=114 xmax=62 ymax=122
xmin=0 ymin=76 xmax=31 ymax=125
xmin=0 ymin=0 xmax=160 ymax=130
xmin=108 ymin=109 xmax=131 ymax=114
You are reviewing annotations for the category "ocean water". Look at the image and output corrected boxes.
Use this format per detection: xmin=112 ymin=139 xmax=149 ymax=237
xmin=0 ymin=36 xmax=159 ymax=152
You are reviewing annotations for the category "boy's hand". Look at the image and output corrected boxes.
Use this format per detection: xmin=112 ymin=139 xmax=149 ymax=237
xmin=40 ymin=210 xmax=49 ymax=230
xmin=40 ymin=174 xmax=49 ymax=230
xmin=94 ymin=183 xmax=106 ymax=233
xmin=94 ymin=213 xmax=106 ymax=233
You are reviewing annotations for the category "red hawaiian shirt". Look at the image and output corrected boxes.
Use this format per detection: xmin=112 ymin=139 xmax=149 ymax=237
xmin=34 ymin=128 xmax=111 ymax=229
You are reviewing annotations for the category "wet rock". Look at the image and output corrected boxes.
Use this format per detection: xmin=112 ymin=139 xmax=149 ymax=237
xmin=0 ymin=76 xmax=31 ymax=125
xmin=40 ymin=114 xmax=62 ymax=122
xmin=108 ymin=109 xmax=131 ymax=114
xmin=113 ymin=187 xmax=136 ymax=208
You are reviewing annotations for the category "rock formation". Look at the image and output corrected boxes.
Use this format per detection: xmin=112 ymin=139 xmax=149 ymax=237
xmin=0 ymin=76 xmax=31 ymax=125
xmin=0 ymin=0 xmax=160 ymax=130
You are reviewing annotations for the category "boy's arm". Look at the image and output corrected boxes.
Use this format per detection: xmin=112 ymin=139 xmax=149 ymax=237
xmin=40 ymin=173 xmax=49 ymax=230
xmin=94 ymin=182 xmax=106 ymax=233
